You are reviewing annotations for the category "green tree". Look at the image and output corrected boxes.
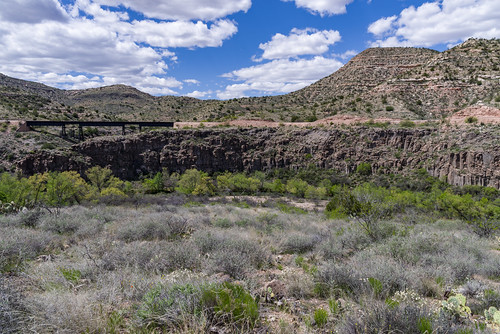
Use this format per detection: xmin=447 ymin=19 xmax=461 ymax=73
xmin=176 ymin=169 xmax=215 ymax=195
xmin=44 ymin=171 xmax=88 ymax=207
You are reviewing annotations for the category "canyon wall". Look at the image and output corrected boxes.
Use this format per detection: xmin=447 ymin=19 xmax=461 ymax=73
xmin=18 ymin=127 xmax=500 ymax=189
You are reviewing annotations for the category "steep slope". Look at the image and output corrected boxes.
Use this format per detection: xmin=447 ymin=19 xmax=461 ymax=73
xmin=18 ymin=127 xmax=500 ymax=189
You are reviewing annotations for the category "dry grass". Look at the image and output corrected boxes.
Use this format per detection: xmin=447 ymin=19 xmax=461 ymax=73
xmin=0 ymin=197 xmax=499 ymax=333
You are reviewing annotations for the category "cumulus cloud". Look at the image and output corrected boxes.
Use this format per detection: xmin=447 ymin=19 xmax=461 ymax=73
xmin=129 ymin=20 xmax=238 ymax=48
xmin=218 ymin=56 xmax=343 ymax=99
xmin=258 ymin=28 xmax=341 ymax=60
xmin=367 ymin=15 xmax=397 ymax=36
xmin=0 ymin=0 xmax=68 ymax=23
xmin=186 ymin=90 xmax=212 ymax=98
xmin=282 ymin=0 xmax=353 ymax=16
xmin=368 ymin=0 xmax=500 ymax=47
xmin=92 ymin=0 xmax=251 ymax=21
xmin=0 ymin=0 xmax=239 ymax=95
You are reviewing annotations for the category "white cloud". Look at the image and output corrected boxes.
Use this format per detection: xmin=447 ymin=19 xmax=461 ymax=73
xmin=367 ymin=15 xmax=397 ymax=36
xmin=0 ymin=1 xmax=240 ymax=95
xmin=129 ymin=19 xmax=238 ymax=48
xmin=186 ymin=90 xmax=211 ymax=98
xmin=369 ymin=0 xmax=500 ymax=47
xmin=282 ymin=0 xmax=353 ymax=16
xmin=92 ymin=0 xmax=251 ymax=21
xmin=184 ymin=79 xmax=200 ymax=84
xmin=218 ymin=56 xmax=343 ymax=99
xmin=258 ymin=28 xmax=341 ymax=60
xmin=0 ymin=0 xmax=68 ymax=23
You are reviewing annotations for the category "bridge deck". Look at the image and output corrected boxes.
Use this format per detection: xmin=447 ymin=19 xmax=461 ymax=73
xmin=26 ymin=121 xmax=174 ymax=127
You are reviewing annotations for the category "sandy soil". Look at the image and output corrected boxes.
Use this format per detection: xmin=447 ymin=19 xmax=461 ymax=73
xmin=448 ymin=105 xmax=500 ymax=124
xmin=175 ymin=109 xmax=500 ymax=129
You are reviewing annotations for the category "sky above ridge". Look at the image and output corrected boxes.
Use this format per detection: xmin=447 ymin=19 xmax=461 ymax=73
xmin=0 ymin=0 xmax=499 ymax=99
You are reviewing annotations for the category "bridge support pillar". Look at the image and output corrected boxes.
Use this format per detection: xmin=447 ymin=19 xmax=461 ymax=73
xmin=122 ymin=125 xmax=126 ymax=135
xmin=61 ymin=124 xmax=67 ymax=138
xmin=78 ymin=125 xmax=84 ymax=140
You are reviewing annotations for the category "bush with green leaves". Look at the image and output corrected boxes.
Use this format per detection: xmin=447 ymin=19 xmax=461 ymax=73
xmin=356 ymin=162 xmax=372 ymax=176
xmin=217 ymin=172 xmax=261 ymax=194
xmin=326 ymin=185 xmax=392 ymax=241
xmin=286 ymin=178 xmax=309 ymax=198
xmin=136 ymin=282 xmax=259 ymax=331
xmin=176 ymin=169 xmax=215 ymax=195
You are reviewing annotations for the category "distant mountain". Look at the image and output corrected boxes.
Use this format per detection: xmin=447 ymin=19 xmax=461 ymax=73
xmin=0 ymin=38 xmax=499 ymax=122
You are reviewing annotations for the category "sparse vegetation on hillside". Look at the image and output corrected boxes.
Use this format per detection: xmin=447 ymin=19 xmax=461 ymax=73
xmin=1 ymin=38 xmax=499 ymax=122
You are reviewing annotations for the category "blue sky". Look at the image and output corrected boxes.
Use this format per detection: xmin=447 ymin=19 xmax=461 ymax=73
xmin=0 ymin=0 xmax=498 ymax=99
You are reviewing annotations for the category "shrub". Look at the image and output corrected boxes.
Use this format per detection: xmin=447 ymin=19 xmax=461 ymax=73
xmin=286 ymin=178 xmax=309 ymax=198
xmin=0 ymin=227 xmax=54 ymax=272
xmin=136 ymin=282 xmax=259 ymax=331
xmin=465 ymin=116 xmax=478 ymax=124
xmin=326 ymin=185 xmax=391 ymax=241
xmin=386 ymin=106 xmax=394 ymax=111
xmin=337 ymin=300 xmax=433 ymax=334
xmin=356 ymin=162 xmax=372 ymax=176
xmin=176 ymin=169 xmax=215 ymax=196
xmin=400 ymin=120 xmax=416 ymax=128
xmin=280 ymin=232 xmax=320 ymax=254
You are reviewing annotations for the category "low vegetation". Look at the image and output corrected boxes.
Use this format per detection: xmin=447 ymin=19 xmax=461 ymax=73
xmin=0 ymin=166 xmax=499 ymax=333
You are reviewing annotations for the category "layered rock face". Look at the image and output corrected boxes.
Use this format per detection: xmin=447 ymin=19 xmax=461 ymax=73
xmin=18 ymin=127 xmax=500 ymax=189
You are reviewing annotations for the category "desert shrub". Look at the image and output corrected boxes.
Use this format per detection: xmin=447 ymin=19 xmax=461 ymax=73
xmin=326 ymin=185 xmax=392 ymax=241
xmin=136 ymin=282 xmax=258 ymax=331
xmin=286 ymin=178 xmax=309 ymax=198
xmin=400 ymin=120 xmax=416 ymax=128
xmin=101 ymin=240 xmax=201 ymax=274
xmin=314 ymin=262 xmax=364 ymax=298
xmin=465 ymin=116 xmax=478 ymax=124
xmin=0 ymin=277 xmax=29 ymax=333
xmin=350 ymin=252 xmax=416 ymax=297
xmin=469 ymin=288 xmax=500 ymax=315
xmin=337 ymin=301 xmax=433 ymax=334
xmin=39 ymin=206 xmax=105 ymax=237
xmin=384 ymin=230 xmax=497 ymax=284
xmin=437 ymin=191 xmax=499 ymax=237
xmin=280 ymin=232 xmax=320 ymax=254
xmin=356 ymin=162 xmax=372 ymax=176
xmin=193 ymin=230 xmax=270 ymax=278
xmin=0 ymin=227 xmax=54 ymax=272
xmin=385 ymin=105 xmax=394 ymax=111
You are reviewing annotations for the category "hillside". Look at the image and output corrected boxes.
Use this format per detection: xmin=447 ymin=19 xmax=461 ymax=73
xmin=0 ymin=38 xmax=499 ymax=123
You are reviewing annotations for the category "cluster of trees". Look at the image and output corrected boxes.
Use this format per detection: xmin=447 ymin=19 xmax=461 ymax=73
xmin=326 ymin=183 xmax=500 ymax=239
xmin=0 ymin=167 xmax=129 ymax=209
xmin=1 ymin=167 xmax=498 ymax=237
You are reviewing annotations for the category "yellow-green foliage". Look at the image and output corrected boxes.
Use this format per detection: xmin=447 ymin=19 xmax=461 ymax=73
xmin=217 ymin=172 xmax=260 ymax=194
xmin=176 ymin=169 xmax=215 ymax=195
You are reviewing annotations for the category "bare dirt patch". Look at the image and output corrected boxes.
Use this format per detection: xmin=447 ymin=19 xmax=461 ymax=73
xmin=449 ymin=105 xmax=500 ymax=124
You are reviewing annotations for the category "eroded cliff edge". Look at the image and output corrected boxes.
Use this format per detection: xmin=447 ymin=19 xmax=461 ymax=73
xmin=17 ymin=127 xmax=500 ymax=189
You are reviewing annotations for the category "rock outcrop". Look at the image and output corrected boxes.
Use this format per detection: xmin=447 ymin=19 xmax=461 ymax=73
xmin=18 ymin=127 xmax=500 ymax=189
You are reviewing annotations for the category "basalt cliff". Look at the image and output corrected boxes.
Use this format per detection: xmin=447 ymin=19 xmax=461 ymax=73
xmin=18 ymin=126 xmax=500 ymax=189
